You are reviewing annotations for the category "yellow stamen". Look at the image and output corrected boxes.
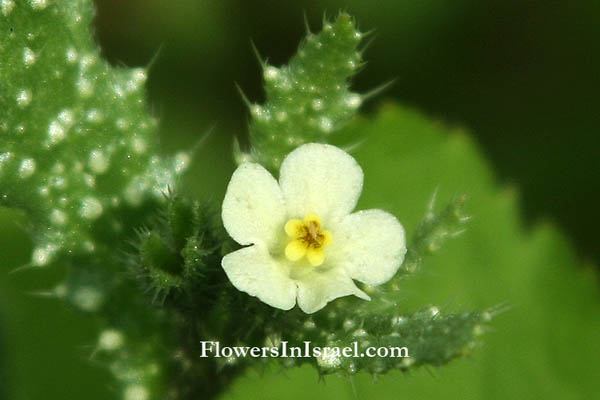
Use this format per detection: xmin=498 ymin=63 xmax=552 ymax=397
xmin=283 ymin=213 xmax=332 ymax=266
xmin=285 ymin=239 xmax=307 ymax=261
xmin=304 ymin=213 xmax=322 ymax=227
xmin=321 ymin=230 xmax=333 ymax=247
xmin=306 ymin=247 xmax=325 ymax=266
xmin=284 ymin=219 xmax=304 ymax=237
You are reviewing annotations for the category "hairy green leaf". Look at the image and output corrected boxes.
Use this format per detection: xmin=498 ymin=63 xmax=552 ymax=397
xmin=241 ymin=13 xmax=364 ymax=171
xmin=222 ymin=105 xmax=600 ymax=399
xmin=0 ymin=0 xmax=188 ymax=267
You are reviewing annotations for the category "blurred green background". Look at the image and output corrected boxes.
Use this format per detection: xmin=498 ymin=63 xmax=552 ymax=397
xmin=92 ymin=0 xmax=600 ymax=264
xmin=1 ymin=0 xmax=599 ymax=399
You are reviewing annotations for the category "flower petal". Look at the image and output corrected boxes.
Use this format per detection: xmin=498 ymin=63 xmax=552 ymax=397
xmin=222 ymin=163 xmax=286 ymax=248
xmin=222 ymin=245 xmax=296 ymax=310
xmin=295 ymin=267 xmax=370 ymax=313
xmin=330 ymin=209 xmax=406 ymax=286
xmin=279 ymin=143 xmax=363 ymax=222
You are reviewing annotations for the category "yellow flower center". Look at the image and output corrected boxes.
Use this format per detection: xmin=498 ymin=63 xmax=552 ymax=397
xmin=284 ymin=213 xmax=333 ymax=266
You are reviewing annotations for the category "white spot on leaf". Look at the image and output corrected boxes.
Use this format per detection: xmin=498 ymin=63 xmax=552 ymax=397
xmin=132 ymin=137 xmax=147 ymax=154
xmin=29 ymin=0 xmax=47 ymax=10
xmin=66 ymin=48 xmax=78 ymax=64
xmin=116 ymin=118 xmax=129 ymax=131
xmin=0 ymin=152 xmax=13 ymax=170
xmin=23 ymin=47 xmax=36 ymax=66
xmin=344 ymin=94 xmax=361 ymax=109
xmin=77 ymin=77 xmax=93 ymax=98
xmin=18 ymin=158 xmax=36 ymax=178
xmin=50 ymin=209 xmax=67 ymax=226
xmin=31 ymin=244 xmax=56 ymax=266
xmin=79 ymin=54 xmax=97 ymax=71
xmin=264 ymin=66 xmax=279 ymax=81
xmin=319 ymin=117 xmax=333 ymax=133
xmin=80 ymin=197 xmax=103 ymax=220
xmin=312 ymin=98 xmax=324 ymax=111
xmin=88 ymin=150 xmax=109 ymax=174
xmin=98 ymin=329 xmax=124 ymax=351
xmin=58 ymin=109 xmax=74 ymax=127
xmin=124 ymin=385 xmax=148 ymax=400
xmin=173 ymin=152 xmax=190 ymax=174
xmin=1 ymin=0 xmax=15 ymax=15
xmin=48 ymin=121 xmax=66 ymax=145
xmin=86 ymin=109 xmax=103 ymax=123
xmin=16 ymin=90 xmax=32 ymax=107
xmin=72 ymin=286 xmax=103 ymax=312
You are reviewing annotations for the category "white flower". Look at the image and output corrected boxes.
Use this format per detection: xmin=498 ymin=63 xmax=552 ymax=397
xmin=221 ymin=143 xmax=406 ymax=314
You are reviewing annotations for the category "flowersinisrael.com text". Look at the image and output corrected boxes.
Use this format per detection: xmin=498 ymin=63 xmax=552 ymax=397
xmin=199 ymin=341 xmax=408 ymax=359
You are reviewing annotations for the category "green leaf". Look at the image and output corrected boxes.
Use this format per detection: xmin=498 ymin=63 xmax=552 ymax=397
xmin=3 ymin=3 xmax=598 ymax=399
xmin=241 ymin=13 xmax=364 ymax=171
xmin=0 ymin=0 xmax=188 ymax=267
xmin=0 ymin=2 xmax=190 ymax=398
xmin=222 ymin=104 xmax=600 ymax=399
